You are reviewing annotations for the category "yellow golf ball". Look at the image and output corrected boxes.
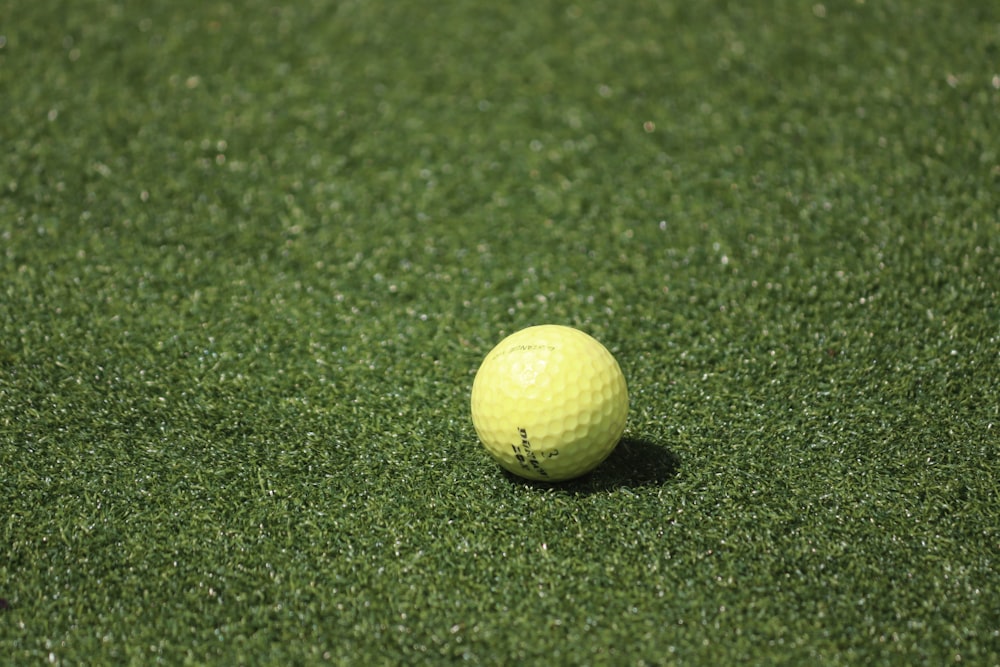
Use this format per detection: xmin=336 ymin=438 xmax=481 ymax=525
xmin=470 ymin=325 xmax=629 ymax=481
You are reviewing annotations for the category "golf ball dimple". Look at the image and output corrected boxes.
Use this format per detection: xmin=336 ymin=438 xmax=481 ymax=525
xmin=470 ymin=325 xmax=629 ymax=481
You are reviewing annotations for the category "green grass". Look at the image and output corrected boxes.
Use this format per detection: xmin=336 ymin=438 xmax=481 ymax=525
xmin=2 ymin=0 xmax=999 ymax=664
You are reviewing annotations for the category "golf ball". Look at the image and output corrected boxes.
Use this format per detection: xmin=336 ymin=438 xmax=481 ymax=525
xmin=470 ymin=325 xmax=629 ymax=481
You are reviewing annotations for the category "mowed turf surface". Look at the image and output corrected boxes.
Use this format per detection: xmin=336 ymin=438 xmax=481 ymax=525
xmin=2 ymin=1 xmax=999 ymax=664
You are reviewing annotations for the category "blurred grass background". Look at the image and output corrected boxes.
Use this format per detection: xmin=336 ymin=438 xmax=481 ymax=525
xmin=2 ymin=0 xmax=998 ymax=664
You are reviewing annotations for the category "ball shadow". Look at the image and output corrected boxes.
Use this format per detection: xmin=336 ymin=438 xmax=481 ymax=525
xmin=502 ymin=436 xmax=680 ymax=494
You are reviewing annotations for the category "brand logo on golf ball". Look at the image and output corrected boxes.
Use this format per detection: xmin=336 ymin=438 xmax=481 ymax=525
xmin=510 ymin=427 xmax=558 ymax=477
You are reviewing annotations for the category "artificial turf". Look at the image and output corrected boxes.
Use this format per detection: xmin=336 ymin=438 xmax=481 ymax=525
xmin=2 ymin=0 xmax=998 ymax=664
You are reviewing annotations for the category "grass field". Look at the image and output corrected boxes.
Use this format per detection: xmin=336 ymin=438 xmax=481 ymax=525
xmin=2 ymin=0 xmax=999 ymax=664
